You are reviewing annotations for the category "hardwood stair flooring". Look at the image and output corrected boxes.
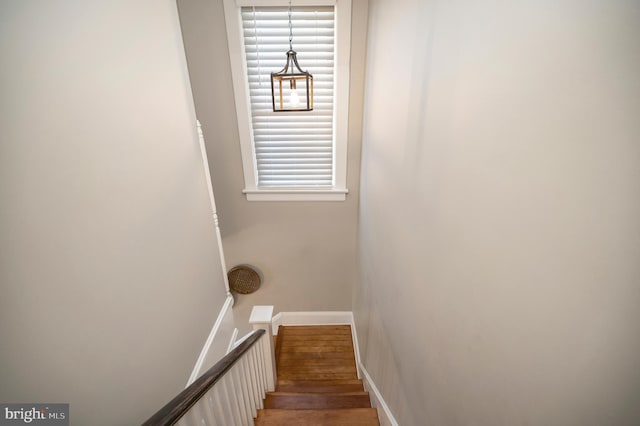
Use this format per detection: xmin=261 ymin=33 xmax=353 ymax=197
xmin=254 ymin=325 xmax=379 ymax=425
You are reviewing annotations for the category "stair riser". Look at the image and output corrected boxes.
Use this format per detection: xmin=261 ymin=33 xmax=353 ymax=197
xmin=276 ymin=379 xmax=365 ymax=393
xmin=265 ymin=393 xmax=371 ymax=410
xmin=255 ymin=408 xmax=379 ymax=426
xmin=276 ymin=384 xmax=365 ymax=393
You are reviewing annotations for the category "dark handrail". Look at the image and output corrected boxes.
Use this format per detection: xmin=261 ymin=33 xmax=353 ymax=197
xmin=142 ymin=328 xmax=266 ymax=426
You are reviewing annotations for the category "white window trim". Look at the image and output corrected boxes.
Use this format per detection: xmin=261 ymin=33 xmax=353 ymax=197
xmin=223 ymin=0 xmax=351 ymax=201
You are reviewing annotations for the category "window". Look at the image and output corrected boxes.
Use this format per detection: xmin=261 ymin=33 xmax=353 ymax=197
xmin=223 ymin=0 xmax=351 ymax=201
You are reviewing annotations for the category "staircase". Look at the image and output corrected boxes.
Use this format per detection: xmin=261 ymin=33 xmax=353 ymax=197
xmin=254 ymin=325 xmax=379 ymax=425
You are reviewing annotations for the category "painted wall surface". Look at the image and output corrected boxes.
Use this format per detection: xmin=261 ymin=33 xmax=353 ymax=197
xmin=177 ymin=0 xmax=368 ymax=331
xmin=0 ymin=1 xmax=233 ymax=424
xmin=355 ymin=0 xmax=640 ymax=425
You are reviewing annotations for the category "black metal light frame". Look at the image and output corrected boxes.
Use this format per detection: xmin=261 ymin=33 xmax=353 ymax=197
xmin=270 ymin=3 xmax=314 ymax=112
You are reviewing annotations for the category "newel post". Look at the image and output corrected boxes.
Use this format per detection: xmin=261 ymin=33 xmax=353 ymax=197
xmin=249 ymin=305 xmax=276 ymax=391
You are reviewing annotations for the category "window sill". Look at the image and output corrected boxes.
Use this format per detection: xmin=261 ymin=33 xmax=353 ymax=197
xmin=242 ymin=188 xmax=348 ymax=201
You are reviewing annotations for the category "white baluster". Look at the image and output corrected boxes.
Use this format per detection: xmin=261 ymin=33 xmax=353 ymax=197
xmin=231 ymin=364 xmax=251 ymax=425
xmin=227 ymin=368 xmax=248 ymax=425
xmin=183 ymin=402 xmax=205 ymax=426
xmin=255 ymin=340 xmax=267 ymax=398
xmin=203 ymin=394 xmax=218 ymax=426
xmin=223 ymin=374 xmax=245 ymax=425
xmin=220 ymin=372 xmax=242 ymax=426
xmin=211 ymin=386 xmax=229 ymax=426
xmin=249 ymin=345 xmax=260 ymax=398
xmin=248 ymin=347 xmax=263 ymax=409
xmin=241 ymin=356 xmax=258 ymax=418
xmin=235 ymin=360 xmax=252 ymax=422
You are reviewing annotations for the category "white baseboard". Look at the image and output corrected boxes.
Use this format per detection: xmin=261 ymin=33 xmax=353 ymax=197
xmin=359 ymin=363 xmax=399 ymax=426
xmin=272 ymin=311 xmax=354 ymax=334
xmin=186 ymin=295 xmax=235 ymax=386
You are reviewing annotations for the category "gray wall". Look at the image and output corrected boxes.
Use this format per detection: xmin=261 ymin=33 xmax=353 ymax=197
xmin=0 ymin=1 xmax=231 ymax=424
xmin=355 ymin=0 xmax=640 ymax=425
xmin=177 ymin=0 xmax=368 ymax=330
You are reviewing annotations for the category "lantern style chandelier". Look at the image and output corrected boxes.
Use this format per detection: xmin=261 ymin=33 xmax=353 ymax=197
xmin=270 ymin=1 xmax=313 ymax=112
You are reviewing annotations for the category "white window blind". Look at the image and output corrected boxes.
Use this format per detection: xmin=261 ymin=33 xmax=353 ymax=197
xmin=241 ymin=6 xmax=335 ymax=187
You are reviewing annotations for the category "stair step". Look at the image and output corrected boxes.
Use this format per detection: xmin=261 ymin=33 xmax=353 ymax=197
xmin=279 ymin=351 xmax=356 ymax=360
xmin=279 ymin=372 xmax=358 ymax=380
xmin=276 ymin=325 xmax=359 ymax=381
xmin=278 ymin=358 xmax=357 ymax=369
xmin=255 ymin=408 xmax=379 ymax=425
xmin=279 ymin=344 xmax=355 ymax=353
xmin=265 ymin=392 xmax=371 ymax=409
xmin=276 ymin=379 xmax=365 ymax=393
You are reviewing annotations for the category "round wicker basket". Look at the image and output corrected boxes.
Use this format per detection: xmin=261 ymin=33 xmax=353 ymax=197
xmin=227 ymin=265 xmax=261 ymax=294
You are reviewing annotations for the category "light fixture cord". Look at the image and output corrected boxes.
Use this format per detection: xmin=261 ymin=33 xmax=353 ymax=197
xmin=252 ymin=7 xmax=263 ymax=88
xmin=288 ymin=0 xmax=293 ymax=51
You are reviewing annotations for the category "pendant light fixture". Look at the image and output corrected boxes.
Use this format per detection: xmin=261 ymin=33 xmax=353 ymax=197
xmin=270 ymin=1 xmax=313 ymax=112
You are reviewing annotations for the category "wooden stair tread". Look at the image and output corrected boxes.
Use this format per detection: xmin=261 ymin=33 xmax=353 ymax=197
xmin=279 ymin=345 xmax=354 ymax=352
xmin=277 ymin=326 xmax=357 ymax=374
xmin=276 ymin=379 xmax=365 ymax=393
xmin=279 ymin=351 xmax=356 ymax=360
xmin=265 ymin=392 xmax=371 ymax=409
xmin=281 ymin=339 xmax=353 ymax=347
xmin=278 ymin=361 xmax=356 ymax=370
xmin=280 ymin=365 xmax=357 ymax=372
xmin=254 ymin=408 xmax=379 ymax=425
